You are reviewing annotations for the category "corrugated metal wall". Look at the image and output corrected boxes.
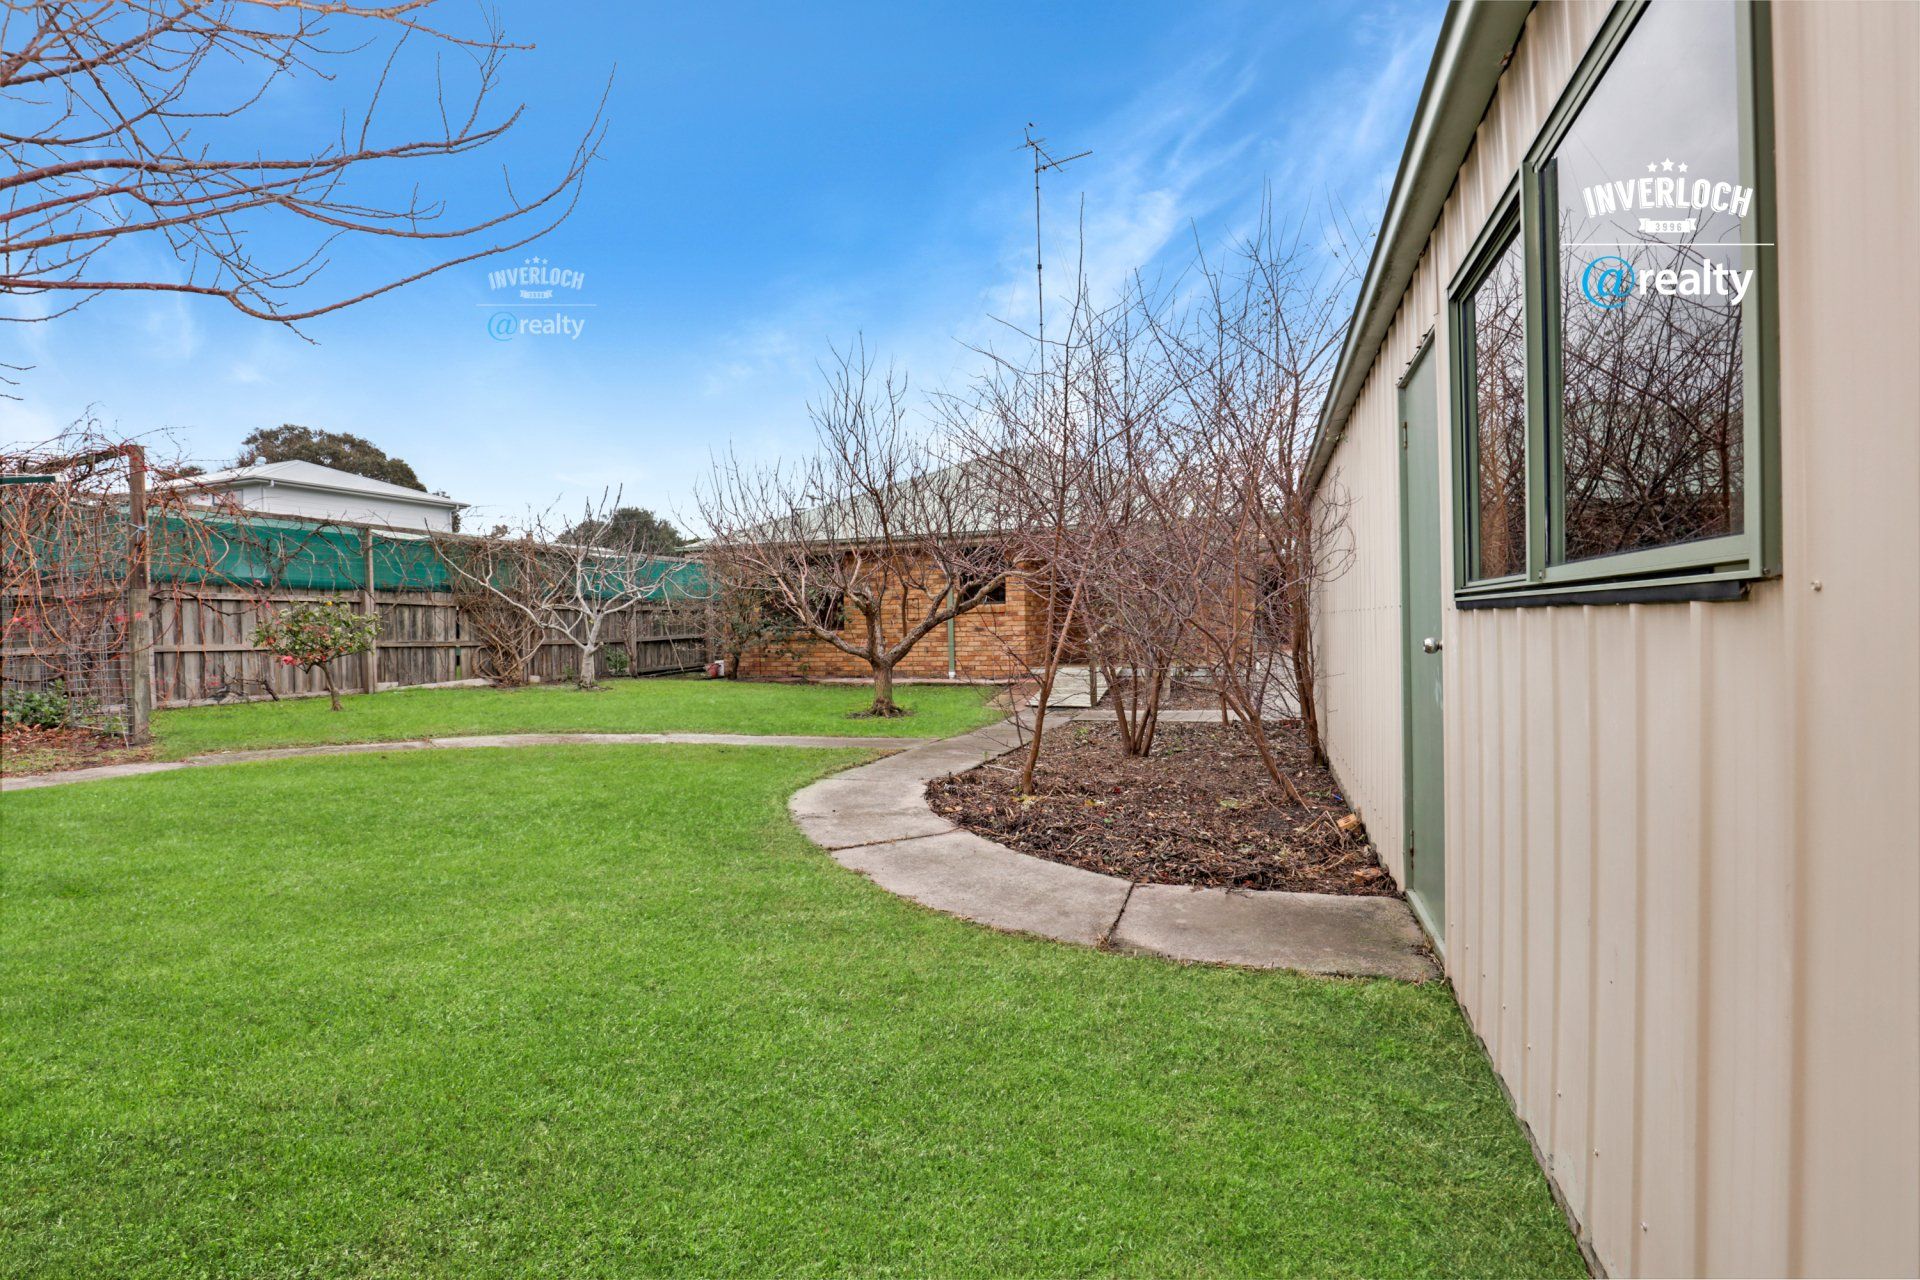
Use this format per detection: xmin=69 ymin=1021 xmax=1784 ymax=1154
xmin=1310 ymin=3 xmax=1920 ymax=1275
xmin=1317 ymin=368 xmax=1412 ymax=883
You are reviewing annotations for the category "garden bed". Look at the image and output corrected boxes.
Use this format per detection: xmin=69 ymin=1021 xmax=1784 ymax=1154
xmin=928 ymin=719 xmax=1393 ymax=895
xmin=1091 ymin=674 xmax=1229 ymax=711
xmin=0 ymin=725 xmax=150 ymax=777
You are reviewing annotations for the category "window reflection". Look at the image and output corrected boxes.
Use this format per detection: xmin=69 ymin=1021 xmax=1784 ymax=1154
xmin=1471 ymin=234 xmax=1527 ymax=579
xmin=1551 ymin=0 xmax=1746 ymax=561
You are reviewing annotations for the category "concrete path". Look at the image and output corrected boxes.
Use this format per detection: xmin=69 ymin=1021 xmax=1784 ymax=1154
xmin=790 ymin=720 xmax=1437 ymax=980
xmin=1029 ymin=665 xmax=1096 ymax=709
xmin=0 ymin=731 xmax=930 ymax=793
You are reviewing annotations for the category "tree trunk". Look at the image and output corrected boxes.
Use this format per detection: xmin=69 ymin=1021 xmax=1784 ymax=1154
xmin=1103 ymin=658 xmax=1137 ymax=755
xmin=578 ymin=645 xmax=597 ymax=688
xmin=1222 ymin=683 xmax=1310 ymax=809
xmin=319 ymin=662 xmax=342 ymax=712
xmin=1137 ymin=662 xmax=1167 ymax=757
xmin=1289 ymin=590 xmax=1325 ymax=765
xmin=867 ymin=660 xmax=901 ymax=717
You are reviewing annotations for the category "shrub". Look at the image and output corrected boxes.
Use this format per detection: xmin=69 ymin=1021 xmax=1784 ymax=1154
xmin=254 ymin=600 xmax=380 ymax=712
xmin=603 ymin=648 xmax=631 ymax=677
xmin=2 ymin=683 xmax=75 ymax=730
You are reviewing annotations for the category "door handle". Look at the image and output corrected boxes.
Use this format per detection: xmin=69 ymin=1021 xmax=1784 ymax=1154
xmin=1421 ymin=637 xmax=1442 ymax=654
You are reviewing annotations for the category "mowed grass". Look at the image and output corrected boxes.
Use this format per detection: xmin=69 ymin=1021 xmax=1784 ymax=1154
xmin=153 ymin=676 xmax=1004 ymax=759
xmin=0 ymin=747 xmax=1583 ymax=1278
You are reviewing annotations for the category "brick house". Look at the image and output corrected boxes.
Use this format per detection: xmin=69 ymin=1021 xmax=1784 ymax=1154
xmin=735 ymin=551 xmax=1048 ymax=681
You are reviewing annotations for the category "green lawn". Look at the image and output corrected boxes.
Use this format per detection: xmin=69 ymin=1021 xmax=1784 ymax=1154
xmin=153 ymin=676 xmax=1005 ymax=759
xmin=0 ymin=746 xmax=1581 ymax=1277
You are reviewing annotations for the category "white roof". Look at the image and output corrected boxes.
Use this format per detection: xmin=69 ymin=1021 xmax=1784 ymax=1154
xmin=162 ymin=459 xmax=464 ymax=508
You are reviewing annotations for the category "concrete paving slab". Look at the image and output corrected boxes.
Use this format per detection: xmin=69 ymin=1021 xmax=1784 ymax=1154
xmin=833 ymin=829 xmax=1132 ymax=946
xmin=788 ymin=776 xmax=956 ymax=848
xmin=1028 ymin=665 xmax=1095 ymax=708
xmin=840 ymin=737 xmax=1017 ymax=784
xmin=1109 ymin=883 xmax=1436 ymax=979
xmin=0 ymin=760 xmax=191 ymax=791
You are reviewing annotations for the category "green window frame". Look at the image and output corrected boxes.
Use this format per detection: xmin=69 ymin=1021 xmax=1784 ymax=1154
xmin=1448 ymin=182 xmax=1534 ymax=590
xmin=1448 ymin=0 xmax=1779 ymax=605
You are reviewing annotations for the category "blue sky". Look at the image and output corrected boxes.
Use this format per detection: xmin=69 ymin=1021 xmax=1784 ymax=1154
xmin=4 ymin=0 xmax=1440 ymax=532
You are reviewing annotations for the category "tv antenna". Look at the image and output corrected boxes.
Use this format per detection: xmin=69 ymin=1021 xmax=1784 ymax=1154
xmin=1022 ymin=124 xmax=1090 ymax=354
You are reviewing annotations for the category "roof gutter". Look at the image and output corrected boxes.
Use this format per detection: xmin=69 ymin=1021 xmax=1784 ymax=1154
xmin=249 ymin=476 xmax=467 ymax=509
xmin=1305 ymin=0 xmax=1534 ymax=494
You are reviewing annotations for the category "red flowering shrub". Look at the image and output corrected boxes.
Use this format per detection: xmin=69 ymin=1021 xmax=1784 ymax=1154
xmin=253 ymin=601 xmax=380 ymax=711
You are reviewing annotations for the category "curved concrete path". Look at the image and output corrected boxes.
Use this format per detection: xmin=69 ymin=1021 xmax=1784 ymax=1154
xmin=790 ymin=719 xmax=1437 ymax=981
xmin=0 ymin=731 xmax=931 ymax=793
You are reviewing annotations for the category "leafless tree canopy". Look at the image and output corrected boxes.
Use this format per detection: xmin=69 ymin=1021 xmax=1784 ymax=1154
xmin=434 ymin=488 xmax=665 ymax=689
xmin=696 ymin=343 xmax=1008 ymax=717
xmin=946 ymin=211 xmax=1357 ymax=797
xmin=435 ymin=528 xmax=547 ymax=686
xmin=1 ymin=1 xmax=605 ymax=329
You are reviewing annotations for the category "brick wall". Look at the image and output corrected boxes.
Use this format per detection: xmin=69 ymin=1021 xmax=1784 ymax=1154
xmin=737 ymin=555 xmax=1044 ymax=681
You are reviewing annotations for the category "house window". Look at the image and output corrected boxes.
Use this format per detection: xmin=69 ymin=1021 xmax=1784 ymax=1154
xmin=1450 ymin=0 xmax=1776 ymax=603
xmin=1455 ymin=209 xmax=1528 ymax=583
xmin=953 ymin=562 xmax=1008 ymax=607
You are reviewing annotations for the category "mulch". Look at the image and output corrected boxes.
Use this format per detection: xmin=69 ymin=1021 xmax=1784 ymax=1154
xmin=927 ymin=719 xmax=1395 ymax=895
xmin=0 ymin=726 xmax=150 ymax=777
xmin=1092 ymin=675 xmax=1234 ymax=712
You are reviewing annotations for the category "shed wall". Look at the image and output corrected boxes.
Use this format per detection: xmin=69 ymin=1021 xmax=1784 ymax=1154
xmin=1310 ymin=3 xmax=1920 ymax=1276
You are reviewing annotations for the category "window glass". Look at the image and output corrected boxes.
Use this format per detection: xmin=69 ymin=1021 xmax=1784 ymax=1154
xmin=1470 ymin=233 xmax=1528 ymax=579
xmin=1551 ymin=0 xmax=1746 ymax=562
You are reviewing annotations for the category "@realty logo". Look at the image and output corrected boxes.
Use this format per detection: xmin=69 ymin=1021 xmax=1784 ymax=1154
xmin=1575 ymin=157 xmax=1757 ymax=310
xmin=482 ymin=255 xmax=592 ymax=341
xmin=1581 ymin=256 xmax=1636 ymax=309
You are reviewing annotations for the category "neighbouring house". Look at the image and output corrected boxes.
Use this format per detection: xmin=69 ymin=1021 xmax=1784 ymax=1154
xmin=1306 ymin=2 xmax=1916 ymax=1277
xmin=162 ymin=460 xmax=465 ymax=531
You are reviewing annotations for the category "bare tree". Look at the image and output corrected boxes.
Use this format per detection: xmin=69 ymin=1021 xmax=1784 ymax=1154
xmin=1 ymin=1 xmax=605 ymax=331
xmin=697 ymin=343 xmax=1008 ymax=718
xmin=435 ymin=491 xmax=664 ymax=689
xmin=947 ymin=267 xmax=1184 ymax=788
xmin=1148 ymin=214 xmax=1356 ymax=771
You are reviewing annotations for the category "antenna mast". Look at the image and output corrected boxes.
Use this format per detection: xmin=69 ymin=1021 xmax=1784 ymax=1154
xmin=1021 ymin=124 xmax=1090 ymax=355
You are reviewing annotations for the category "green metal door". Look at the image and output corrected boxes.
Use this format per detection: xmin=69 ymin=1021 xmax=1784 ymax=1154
xmin=1398 ymin=341 xmax=1446 ymax=940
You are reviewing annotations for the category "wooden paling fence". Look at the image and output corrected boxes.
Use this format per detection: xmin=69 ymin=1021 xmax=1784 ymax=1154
xmin=146 ymin=588 xmax=707 ymax=707
xmin=4 ymin=587 xmax=706 ymax=709
xmin=3 ymin=503 xmax=712 ymax=715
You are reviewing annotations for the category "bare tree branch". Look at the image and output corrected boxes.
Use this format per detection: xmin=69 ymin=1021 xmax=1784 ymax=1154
xmin=1 ymin=1 xmax=607 ymax=335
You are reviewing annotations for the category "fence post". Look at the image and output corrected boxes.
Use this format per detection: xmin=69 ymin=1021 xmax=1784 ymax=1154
xmin=124 ymin=447 xmax=154 ymax=745
xmin=360 ymin=528 xmax=380 ymax=694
